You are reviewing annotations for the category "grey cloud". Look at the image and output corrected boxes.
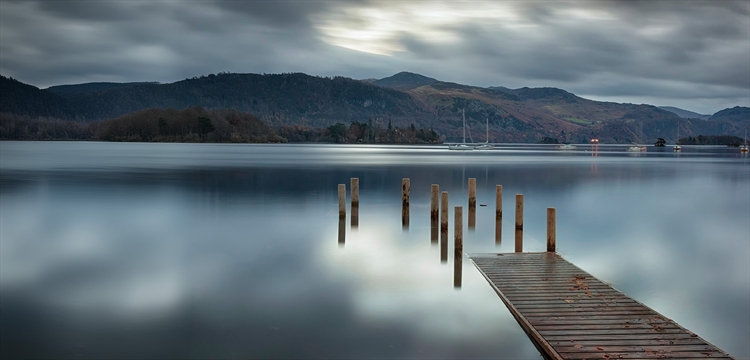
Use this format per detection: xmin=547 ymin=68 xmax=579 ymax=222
xmin=0 ymin=0 xmax=747 ymax=114
xmin=33 ymin=0 xmax=141 ymax=21
xmin=212 ymin=0 xmax=332 ymax=28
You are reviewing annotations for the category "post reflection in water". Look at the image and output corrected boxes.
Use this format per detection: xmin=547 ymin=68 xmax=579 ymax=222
xmin=351 ymin=205 xmax=359 ymax=228
xmin=468 ymin=178 xmax=476 ymax=230
xmin=496 ymin=185 xmax=503 ymax=245
xmin=431 ymin=184 xmax=439 ymax=244
xmin=454 ymin=250 xmax=463 ymax=289
xmin=338 ymin=216 xmax=346 ymax=247
xmin=495 ymin=217 xmax=502 ymax=245
xmin=440 ymin=228 xmax=448 ymax=263
xmin=402 ymin=178 xmax=410 ymax=230
xmin=454 ymin=206 xmax=463 ymax=288
xmin=468 ymin=205 xmax=476 ymax=230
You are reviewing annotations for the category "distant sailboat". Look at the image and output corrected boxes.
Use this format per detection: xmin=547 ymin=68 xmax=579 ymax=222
xmin=448 ymin=109 xmax=473 ymax=150
xmin=741 ymin=129 xmax=748 ymax=153
xmin=673 ymin=125 xmax=681 ymax=151
xmin=627 ymin=122 xmax=647 ymax=152
xmin=557 ymin=143 xmax=577 ymax=150
xmin=475 ymin=117 xmax=494 ymax=150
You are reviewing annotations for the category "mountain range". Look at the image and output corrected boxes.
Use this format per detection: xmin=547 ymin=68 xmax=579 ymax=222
xmin=1 ymin=72 xmax=748 ymax=143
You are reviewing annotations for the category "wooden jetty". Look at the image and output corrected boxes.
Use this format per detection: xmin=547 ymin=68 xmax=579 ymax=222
xmin=469 ymin=252 xmax=735 ymax=360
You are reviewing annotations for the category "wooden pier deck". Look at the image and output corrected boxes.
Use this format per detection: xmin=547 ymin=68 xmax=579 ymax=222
xmin=469 ymin=252 xmax=735 ymax=360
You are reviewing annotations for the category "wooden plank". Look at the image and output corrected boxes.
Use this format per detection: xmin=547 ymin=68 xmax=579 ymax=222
xmin=468 ymin=252 xmax=735 ymax=360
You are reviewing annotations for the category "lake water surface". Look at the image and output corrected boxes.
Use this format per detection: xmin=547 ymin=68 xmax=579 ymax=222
xmin=1 ymin=142 xmax=748 ymax=359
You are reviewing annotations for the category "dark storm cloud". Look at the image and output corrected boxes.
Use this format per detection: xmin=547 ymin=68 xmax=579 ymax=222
xmin=0 ymin=0 xmax=747 ymax=114
xmin=212 ymin=0 xmax=330 ymax=27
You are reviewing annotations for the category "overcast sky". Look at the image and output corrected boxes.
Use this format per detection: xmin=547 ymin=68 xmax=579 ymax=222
xmin=1 ymin=0 xmax=748 ymax=114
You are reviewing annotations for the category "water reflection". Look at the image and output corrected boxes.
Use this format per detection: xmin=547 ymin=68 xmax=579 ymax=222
xmin=454 ymin=250 xmax=463 ymax=289
xmin=338 ymin=216 xmax=346 ymax=247
xmin=468 ymin=205 xmax=476 ymax=230
xmin=1 ymin=142 xmax=748 ymax=359
xmin=351 ymin=205 xmax=359 ymax=228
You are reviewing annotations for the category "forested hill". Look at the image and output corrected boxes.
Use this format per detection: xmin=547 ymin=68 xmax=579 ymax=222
xmin=0 ymin=76 xmax=78 ymax=119
xmin=43 ymin=73 xmax=429 ymax=127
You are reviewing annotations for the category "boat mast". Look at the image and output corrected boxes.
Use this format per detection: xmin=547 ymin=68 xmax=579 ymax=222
xmin=485 ymin=117 xmax=489 ymax=143
xmin=462 ymin=109 xmax=466 ymax=144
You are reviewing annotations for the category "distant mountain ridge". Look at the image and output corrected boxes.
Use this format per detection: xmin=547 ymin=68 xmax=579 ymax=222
xmin=708 ymin=106 xmax=750 ymax=123
xmin=372 ymin=72 xmax=438 ymax=90
xmin=1 ymin=72 xmax=747 ymax=143
xmin=47 ymin=82 xmax=158 ymax=97
xmin=659 ymin=106 xmax=710 ymax=119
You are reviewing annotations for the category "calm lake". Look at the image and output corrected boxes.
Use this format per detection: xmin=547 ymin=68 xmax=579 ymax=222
xmin=1 ymin=141 xmax=748 ymax=359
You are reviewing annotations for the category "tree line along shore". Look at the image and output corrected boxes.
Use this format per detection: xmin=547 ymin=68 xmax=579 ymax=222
xmin=0 ymin=107 xmax=745 ymax=146
xmin=0 ymin=107 xmax=441 ymax=144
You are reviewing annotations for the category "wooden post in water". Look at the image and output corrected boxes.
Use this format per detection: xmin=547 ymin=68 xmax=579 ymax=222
xmin=547 ymin=207 xmax=556 ymax=253
xmin=454 ymin=206 xmax=463 ymax=288
xmin=440 ymin=191 xmax=449 ymax=263
xmin=350 ymin=178 xmax=359 ymax=207
xmin=495 ymin=185 xmax=503 ymax=244
xmin=430 ymin=185 xmax=439 ymax=243
xmin=515 ymin=194 xmax=523 ymax=252
xmin=430 ymin=184 xmax=439 ymax=222
xmin=468 ymin=178 xmax=476 ymax=229
xmin=440 ymin=191 xmax=448 ymax=233
xmin=351 ymin=178 xmax=359 ymax=227
xmin=338 ymin=216 xmax=345 ymax=246
xmin=515 ymin=194 xmax=523 ymax=230
xmin=402 ymin=178 xmax=410 ymax=228
xmin=338 ymin=184 xmax=346 ymax=218
xmin=454 ymin=245 xmax=463 ymax=289
xmin=468 ymin=178 xmax=476 ymax=207
xmin=454 ymin=206 xmax=463 ymax=250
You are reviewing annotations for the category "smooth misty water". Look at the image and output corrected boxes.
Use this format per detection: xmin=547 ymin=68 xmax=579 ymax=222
xmin=1 ymin=142 xmax=748 ymax=359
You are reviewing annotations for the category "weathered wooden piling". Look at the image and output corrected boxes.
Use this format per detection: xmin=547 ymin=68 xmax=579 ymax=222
xmin=338 ymin=184 xmax=346 ymax=218
xmin=402 ymin=178 xmax=410 ymax=227
xmin=514 ymin=229 xmax=523 ymax=253
xmin=430 ymin=184 xmax=439 ymax=222
xmin=495 ymin=185 xmax=502 ymax=244
xmin=454 ymin=206 xmax=463 ymax=288
xmin=468 ymin=178 xmax=476 ymax=207
xmin=547 ymin=207 xmax=556 ymax=252
xmin=350 ymin=179 xmax=359 ymax=227
xmin=440 ymin=191 xmax=448 ymax=232
xmin=496 ymin=185 xmax=503 ymax=219
xmin=440 ymin=191 xmax=449 ymax=263
xmin=515 ymin=194 xmax=523 ymax=252
xmin=515 ymin=194 xmax=523 ymax=230
xmin=350 ymin=178 xmax=359 ymax=207
xmin=454 ymin=206 xmax=463 ymax=250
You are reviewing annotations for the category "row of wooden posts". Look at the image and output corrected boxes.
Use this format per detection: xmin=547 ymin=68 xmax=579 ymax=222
xmin=338 ymin=177 xmax=557 ymax=253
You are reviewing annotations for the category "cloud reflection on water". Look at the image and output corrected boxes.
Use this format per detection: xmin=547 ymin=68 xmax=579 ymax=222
xmin=1 ymin=142 xmax=747 ymax=359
